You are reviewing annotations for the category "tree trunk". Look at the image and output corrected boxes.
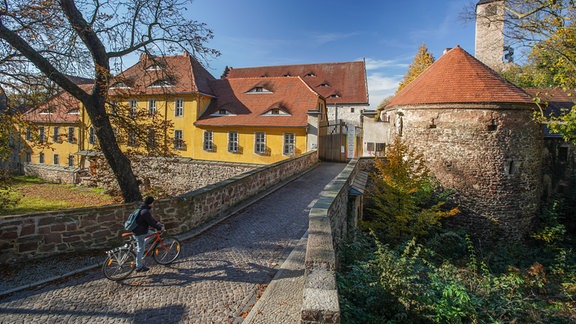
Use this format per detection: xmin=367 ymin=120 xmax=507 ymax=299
xmin=85 ymin=94 xmax=142 ymax=202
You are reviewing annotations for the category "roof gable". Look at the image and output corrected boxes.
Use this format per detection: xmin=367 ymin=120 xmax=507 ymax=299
xmin=110 ymin=52 xmax=215 ymax=96
xmin=225 ymin=61 xmax=368 ymax=105
xmin=387 ymin=46 xmax=533 ymax=107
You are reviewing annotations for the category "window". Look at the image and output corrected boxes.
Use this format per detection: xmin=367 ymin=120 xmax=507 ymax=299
xmin=228 ymin=131 xmax=238 ymax=153
xmin=25 ymin=127 xmax=32 ymax=141
xmin=203 ymin=130 xmax=214 ymax=151
xmin=175 ymin=99 xmax=183 ymax=117
xmin=53 ymin=126 xmax=60 ymax=142
xmin=367 ymin=142 xmax=375 ymax=151
xmin=174 ymin=130 xmax=184 ymax=150
xmin=129 ymin=99 xmax=137 ymax=117
xmin=146 ymin=129 xmax=156 ymax=150
xmin=89 ymin=127 xmax=96 ymax=144
xmin=68 ymin=155 xmax=74 ymax=167
xmin=375 ymin=143 xmax=385 ymax=152
xmin=350 ymin=107 xmax=355 ymax=113
xmin=283 ymin=133 xmax=295 ymax=156
xmin=246 ymin=86 xmax=272 ymax=94
xmin=128 ymin=132 xmax=137 ymax=147
xmin=68 ymin=127 xmax=75 ymax=143
xmin=39 ymin=152 xmax=45 ymax=164
xmin=255 ymin=132 xmax=266 ymax=154
xmin=53 ymin=154 xmax=59 ymax=165
xmin=25 ymin=152 xmax=31 ymax=163
xmin=39 ymin=127 xmax=45 ymax=143
xmin=148 ymin=99 xmax=157 ymax=115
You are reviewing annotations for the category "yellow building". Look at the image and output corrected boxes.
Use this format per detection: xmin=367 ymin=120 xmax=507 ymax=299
xmin=19 ymin=52 xmax=327 ymax=171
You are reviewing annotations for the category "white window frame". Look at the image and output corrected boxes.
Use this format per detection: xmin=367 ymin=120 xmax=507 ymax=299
xmin=39 ymin=126 xmax=45 ymax=143
xmin=283 ymin=133 xmax=295 ymax=156
xmin=129 ymin=99 xmax=137 ymax=117
xmin=203 ymin=130 xmax=214 ymax=152
xmin=255 ymin=132 xmax=266 ymax=154
xmin=148 ymin=99 xmax=157 ymax=115
xmin=174 ymin=130 xmax=184 ymax=150
xmin=89 ymin=127 xmax=96 ymax=145
xmin=53 ymin=126 xmax=60 ymax=142
xmin=68 ymin=126 xmax=75 ymax=143
xmin=175 ymin=99 xmax=184 ymax=117
xmin=228 ymin=131 xmax=238 ymax=153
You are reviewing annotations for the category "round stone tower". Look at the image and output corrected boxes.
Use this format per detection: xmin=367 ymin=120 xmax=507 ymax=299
xmin=384 ymin=46 xmax=543 ymax=242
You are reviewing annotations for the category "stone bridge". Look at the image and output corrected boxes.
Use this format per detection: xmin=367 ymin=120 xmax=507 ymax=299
xmin=0 ymin=152 xmax=369 ymax=323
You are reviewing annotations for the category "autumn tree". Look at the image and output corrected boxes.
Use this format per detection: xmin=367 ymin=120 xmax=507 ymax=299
xmin=364 ymin=136 xmax=458 ymax=243
xmin=396 ymin=44 xmax=435 ymax=94
xmin=465 ymin=0 xmax=576 ymax=143
xmin=0 ymin=0 xmax=219 ymax=202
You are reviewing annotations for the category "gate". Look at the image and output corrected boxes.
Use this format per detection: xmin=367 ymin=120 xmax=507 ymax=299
xmin=319 ymin=121 xmax=362 ymax=162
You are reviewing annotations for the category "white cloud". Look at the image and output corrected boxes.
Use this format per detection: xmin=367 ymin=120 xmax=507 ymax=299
xmin=311 ymin=32 xmax=359 ymax=45
xmin=367 ymin=72 xmax=402 ymax=109
xmin=362 ymin=57 xmax=408 ymax=70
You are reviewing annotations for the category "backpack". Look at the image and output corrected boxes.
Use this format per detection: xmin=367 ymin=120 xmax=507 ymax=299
xmin=124 ymin=208 xmax=142 ymax=231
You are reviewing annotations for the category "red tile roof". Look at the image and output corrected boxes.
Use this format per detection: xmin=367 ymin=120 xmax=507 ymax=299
xmin=225 ymin=61 xmax=368 ymax=105
xmin=23 ymin=85 xmax=91 ymax=123
xmin=524 ymin=88 xmax=575 ymax=117
xmin=109 ymin=52 xmax=215 ymax=96
xmin=387 ymin=46 xmax=533 ymax=107
xmin=195 ymin=77 xmax=321 ymax=127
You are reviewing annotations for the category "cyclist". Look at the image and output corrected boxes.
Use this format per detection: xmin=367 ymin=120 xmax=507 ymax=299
xmin=133 ymin=196 xmax=164 ymax=272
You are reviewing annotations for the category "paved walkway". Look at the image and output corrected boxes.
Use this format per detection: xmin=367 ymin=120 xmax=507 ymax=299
xmin=0 ymin=162 xmax=346 ymax=323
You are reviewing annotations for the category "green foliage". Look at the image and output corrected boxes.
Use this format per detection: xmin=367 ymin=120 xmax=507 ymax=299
xmin=0 ymin=169 xmax=20 ymax=212
xmin=363 ymin=136 xmax=458 ymax=243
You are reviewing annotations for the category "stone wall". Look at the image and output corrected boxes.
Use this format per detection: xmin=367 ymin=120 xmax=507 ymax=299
xmin=301 ymin=157 xmax=372 ymax=323
xmin=389 ymin=103 xmax=543 ymax=242
xmin=23 ymin=156 xmax=257 ymax=197
xmin=0 ymin=151 xmax=318 ymax=264
xmin=86 ymin=155 xmax=258 ymax=196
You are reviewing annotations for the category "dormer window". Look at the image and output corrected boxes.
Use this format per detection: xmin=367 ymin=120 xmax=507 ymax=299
xmin=209 ymin=108 xmax=236 ymax=117
xmin=304 ymin=72 xmax=316 ymax=77
xmin=39 ymin=107 xmax=54 ymax=115
xmin=110 ymin=82 xmax=130 ymax=89
xmin=246 ymin=86 xmax=272 ymax=94
xmin=319 ymin=82 xmax=331 ymax=87
xmin=283 ymin=73 xmax=291 ymax=77
xmin=262 ymin=108 xmax=290 ymax=116
xmin=327 ymin=94 xmax=341 ymax=98
xmin=145 ymin=64 xmax=164 ymax=71
xmin=148 ymin=80 xmax=174 ymax=88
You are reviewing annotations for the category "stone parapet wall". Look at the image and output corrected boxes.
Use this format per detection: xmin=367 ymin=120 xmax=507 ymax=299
xmin=0 ymin=151 xmax=318 ymax=264
xmin=301 ymin=157 xmax=371 ymax=323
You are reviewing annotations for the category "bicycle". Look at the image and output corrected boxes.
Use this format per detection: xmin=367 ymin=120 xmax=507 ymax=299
xmin=102 ymin=230 xmax=181 ymax=281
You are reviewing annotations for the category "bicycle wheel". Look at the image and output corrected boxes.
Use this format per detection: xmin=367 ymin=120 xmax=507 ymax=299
xmin=102 ymin=249 xmax=136 ymax=280
xmin=153 ymin=236 xmax=181 ymax=265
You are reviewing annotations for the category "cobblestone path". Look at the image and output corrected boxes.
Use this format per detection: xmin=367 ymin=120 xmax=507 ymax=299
xmin=0 ymin=162 xmax=345 ymax=323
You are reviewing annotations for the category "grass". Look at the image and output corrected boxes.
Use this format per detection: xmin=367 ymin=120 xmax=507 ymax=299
xmin=0 ymin=176 xmax=122 ymax=216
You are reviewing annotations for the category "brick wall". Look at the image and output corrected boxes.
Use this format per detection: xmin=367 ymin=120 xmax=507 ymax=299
xmin=0 ymin=151 xmax=318 ymax=264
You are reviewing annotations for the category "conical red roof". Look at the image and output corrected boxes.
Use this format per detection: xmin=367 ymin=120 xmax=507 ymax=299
xmin=387 ymin=46 xmax=533 ymax=107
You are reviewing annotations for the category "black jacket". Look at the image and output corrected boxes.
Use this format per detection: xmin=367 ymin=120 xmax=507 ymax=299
xmin=132 ymin=204 xmax=163 ymax=236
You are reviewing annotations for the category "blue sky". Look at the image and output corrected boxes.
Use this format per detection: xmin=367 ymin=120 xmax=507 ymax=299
xmin=188 ymin=0 xmax=478 ymax=109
